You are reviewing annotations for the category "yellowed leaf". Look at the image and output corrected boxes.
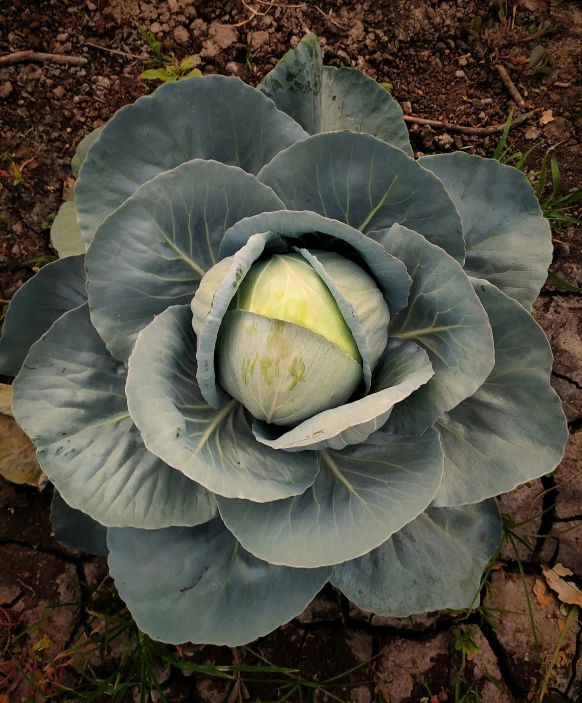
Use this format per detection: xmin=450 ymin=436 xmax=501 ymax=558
xmin=533 ymin=579 xmax=551 ymax=610
xmin=0 ymin=383 xmax=13 ymax=416
xmin=0 ymin=412 xmax=44 ymax=488
xmin=543 ymin=564 xmax=582 ymax=607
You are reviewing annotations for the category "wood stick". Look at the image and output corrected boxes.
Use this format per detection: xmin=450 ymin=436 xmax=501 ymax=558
xmin=495 ymin=64 xmax=526 ymax=108
xmin=403 ymin=108 xmax=541 ymax=136
xmin=0 ymin=50 xmax=87 ymax=67
xmin=85 ymin=41 xmax=146 ymax=60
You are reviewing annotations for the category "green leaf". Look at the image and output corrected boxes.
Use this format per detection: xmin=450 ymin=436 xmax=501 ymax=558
xmin=125 ymin=305 xmax=320 ymax=501
xmin=419 ymin=152 xmax=552 ymax=310
xmin=85 ymin=160 xmax=284 ymax=362
xmin=219 ymin=310 xmax=362 ymax=426
xmin=432 ymin=279 xmax=567 ymax=507
xmin=331 ymin=500 xmax=501 ymax=616
xmin=547 ymin=271 xmax=582 ymax=293
xmin=13 ymin=304 xmax=217 ymax=529
xmin=252 ymin=338 xmax=433 ymax=451
xmin=140 ymin=68 xmax=173 ymax=81
xmin=219 ymin=210 xmax=412 ymax=315
xmin=194 ymin=232 xmax=287 ymax=409
xmin=258 ymin=35 xmax=412 ymax=155
xmin=51 ymin=491 xmax=108 ymax=556
xmin=50 ymin=200 xmax=85 ymax=258
xmin=217 ymin=428 xmax=443 ymax=567
xmin=296 ymin=249 xmax=390 ymax=390
xmin=376 ymin=224 xmax=494 ymax=435
xmin=75 ymin=76 xmax=307 ymax=245
xmin=184 ymin=68 xmax=202 ymax=78
xmin=0 ymin=255 xmax=87 ymax=376
xmin=107 ymin=518 xmax=331 ymax=646
xmin=258 ymin=132 xmax=464 ymax=263
xmin=71 ymin=127 xmax=104 ymax=179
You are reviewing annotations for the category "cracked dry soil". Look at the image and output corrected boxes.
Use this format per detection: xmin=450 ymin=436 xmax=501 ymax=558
xmin=1 ymin=0 xmax=582 ymax=701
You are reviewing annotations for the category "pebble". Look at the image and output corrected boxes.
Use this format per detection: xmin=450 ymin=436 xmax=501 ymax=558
xmin=150 ymin=21 xmax=162 ymax=33
xmin=0 ymin=81 xmax=13 ymax=98
xmin=173 ymin=25 xmax=190 ymax=45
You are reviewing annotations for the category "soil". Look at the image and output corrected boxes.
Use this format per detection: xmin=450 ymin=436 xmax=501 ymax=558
xmin=1 ymin=0 xmax=582 ymax=701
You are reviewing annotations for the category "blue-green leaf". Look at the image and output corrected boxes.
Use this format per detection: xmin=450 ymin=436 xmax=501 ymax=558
xmin=125 ymin=305 xmax=320 ymax=501
xmin=107 ymin=518 xmax=331 ymax=646
xmin=419 ymin=152 xmax=552 ymax=310
xmin=51 ymin=490 xmax=108 ymax=556
xmin=0 ymin=256 xmax=87 ymax=376
xmin=297 ymin=249 xmax=390 ymax=390
xmin=331 ymin=500 xmax=501 ymax=616
xmin=194 ymin=231 xmax=285 ymax=408
xmin=86 ymin=160 xmax=284 ymax=362
xmin=374 ymin=225 xmax=495 ymax=435
xmin=433 ymin=279 xmax=567 ymax=507
xmin=253 ymin=339 xmax=433 ymax=451
xmin=320 ymin=67 xmax=412 ymax=156
xmin=219 ymin=311 xmax=362 ymax=426
xmin=258 ymin=33 xmax=323 ymax=135
xmin=220 ymin=210 xmax=411 ymax=315
xmin=217 ymin=429 xmax=443 ymax=567
xmin=258 ymin=35 xmax=412 ymax=155
xmin=75 ymin=76 xmax=307 ymax=245
xmin=71 ymin=126 xmax=104 ymax=179
xmin=12 ymin=304 xmax=217 ymax=529
xmin=257 ymin=132 xmax=464 ymax=262
xmin=51 ymin=200 xmax=85 ymax=258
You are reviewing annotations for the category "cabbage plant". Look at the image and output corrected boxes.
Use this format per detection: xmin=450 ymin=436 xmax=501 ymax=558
xmin=0 ymin=35 xmax=567 ymax=646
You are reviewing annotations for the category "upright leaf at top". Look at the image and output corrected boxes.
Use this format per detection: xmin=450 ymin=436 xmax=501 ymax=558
xmin=259 ymin=34 xmax=412 ymax=156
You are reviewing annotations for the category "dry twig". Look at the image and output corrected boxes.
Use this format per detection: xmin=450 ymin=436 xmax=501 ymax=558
xmin=0 ymin=50 xmax=87 ymax=67
xmin=403 ymin=108 xmax=541 ymax=136
xmin=495 ymin=64 xmax=526 ymax=108
xmin=85 ymin=41 xmax=146 ymax=60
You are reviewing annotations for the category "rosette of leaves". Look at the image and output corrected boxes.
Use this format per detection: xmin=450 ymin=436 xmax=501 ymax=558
xmin=0 ymin=35 xmax=566 ymax=646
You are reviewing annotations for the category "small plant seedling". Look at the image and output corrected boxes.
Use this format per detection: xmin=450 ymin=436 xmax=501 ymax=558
xmin=137 ymin=23 xmax=202 ymax=83
xmin=0 ymin=151 xmax=34 ymax=192
xmin=140 ymin=55 xmax=202 ymax=83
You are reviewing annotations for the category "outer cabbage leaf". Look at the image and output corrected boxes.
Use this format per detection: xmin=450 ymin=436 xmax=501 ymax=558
xmin=331 ymin=500 xmax=501 ymax=616
xmin=12 ymin=304 xmax=217 ymax=529
xmin=71 ymin=126 xmax=104 ymax=179
xmin=107 ymin=518 xmax=331 ymax=646
xmin=220 ymin=210 xmax=411 ymax=315
xmin=75 ymin=76 xmax=307 ymax=244
xmin=373 ymin=224 xmax=495 ymax=435
xmin=419 ymin=152 xmax=552 ymax=310
xmin=0 ymin=255 xmax=87 ymax=376
xmin=219 ymin=311 xmax=362 ymax=426
xmin=217 ymin=428 xmax=443 ymax=567
xmin=258 ymin=34 xmax=412 ymax=155
xmin=125 ymin=305 xmax=320 ymax=501
xmin=86 ymin=160 xmax=284 ymax=362
xmin=253 ymin=339 xmax=433 ymax=451
xmin=257 ymin=132 xmax=464 ymax=263
xmin=51 ymin=490 xmax=108 ymax=556
xmin=433 ymin=279 xmax=567 ymax=507
xmin=51 ymin=200 xmax=85 ymax=258
xmin=297 ymin=249 xmax=390 ymax=390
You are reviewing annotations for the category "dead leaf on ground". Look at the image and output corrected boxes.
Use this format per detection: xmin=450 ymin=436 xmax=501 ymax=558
xmin=0 ymin=412 xmax=46 ymax=489
xmin=540 ymin=108 xmax=555 ymax=125
xmin=0 ymin=382 xmax=13 ymax=416
xmin=533 ymin=579 xmax=552 ymax=610
xmin=542 ymin=564 xmax=582 ymax=607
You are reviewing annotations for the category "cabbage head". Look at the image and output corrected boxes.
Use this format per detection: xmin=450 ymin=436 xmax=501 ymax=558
xmin=0 ymin=35 xmax=567 ymax=646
